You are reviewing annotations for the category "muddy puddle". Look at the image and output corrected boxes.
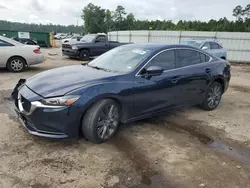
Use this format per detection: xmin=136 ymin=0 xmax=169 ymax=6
xmin=146 ymin=115 xmax=250 ymax=165
xmin=109 ymin=112 xmax=250 ymax=187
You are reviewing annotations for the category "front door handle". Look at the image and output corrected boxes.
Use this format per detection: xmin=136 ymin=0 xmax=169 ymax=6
xmin=205 ymin=68 xmax=211 ymax=74
xmin=171 ymin=76 xmax=180 ymax=83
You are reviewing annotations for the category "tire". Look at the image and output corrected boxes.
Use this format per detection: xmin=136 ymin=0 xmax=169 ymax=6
xmin=82 ymin=99 xmax=120 ymax=144
xmin=79 ymin=50 xmax=90 ymax=61
xmin=7 ymin=57 xmax=26 ymax=72
xmin=201 ymin=82 xmax=223 ymax=111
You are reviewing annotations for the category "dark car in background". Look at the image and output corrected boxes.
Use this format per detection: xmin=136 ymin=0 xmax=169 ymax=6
xmin=12 ymin=44 xmax=231 ymax=144
xmin=12 ymin=37 xmax=38 ymax=45
xmin=62 ymin=33 xmax=130 ymax=60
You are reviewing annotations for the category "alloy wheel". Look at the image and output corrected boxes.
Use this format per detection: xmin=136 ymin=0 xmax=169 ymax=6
xmin=10 ymin=59 xmax=23 ymax=71
xmin=96 ymin=104 xmax=119 ymax=139
xmin=207 ymin=84 xmax=222 ymax=109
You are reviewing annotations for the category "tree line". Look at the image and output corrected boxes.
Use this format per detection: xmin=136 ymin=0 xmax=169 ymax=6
xmin=0 ymin=4 xmax=249 ymax=34
xmin=0 ymin=20 xmax=83 ymax=34
xmin=82 ymin=3 xmax=250 ymax=33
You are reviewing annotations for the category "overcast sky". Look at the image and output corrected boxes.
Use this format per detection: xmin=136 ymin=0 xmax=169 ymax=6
xmin=0 ymin=0 xmax=248 ymax=25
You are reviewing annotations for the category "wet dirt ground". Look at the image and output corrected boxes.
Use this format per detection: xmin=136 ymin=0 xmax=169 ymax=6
xmin=0 ymin=48 xmax=250 ymax=188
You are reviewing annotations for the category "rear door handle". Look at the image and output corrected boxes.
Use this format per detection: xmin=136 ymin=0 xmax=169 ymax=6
xmin=171 ymin=76 xmax=180 ymax=83
xmin=205 ymin=68 xmax=211 ymax=74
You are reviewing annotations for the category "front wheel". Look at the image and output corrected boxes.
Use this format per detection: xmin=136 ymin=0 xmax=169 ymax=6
xmin=82 ymin=99 xmax=120 ymax=144
xmin=201 ymin=82 xmax=223 ymax=111
xmin=79 ymin=50 xmax=90 ymax=61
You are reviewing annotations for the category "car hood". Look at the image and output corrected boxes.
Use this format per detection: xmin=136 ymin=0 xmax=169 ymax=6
xmin=25 ymin=65 xmax=118 ymax=98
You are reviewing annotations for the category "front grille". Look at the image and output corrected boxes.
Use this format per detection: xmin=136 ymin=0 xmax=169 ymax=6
xmin=21 ymin=95 xmax=31 ymax=112
xmin=62 ymin=44 xmax=71 ymax=49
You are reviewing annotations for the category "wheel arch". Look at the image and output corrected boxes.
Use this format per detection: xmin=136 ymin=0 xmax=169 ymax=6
xmin=212 ymin=77 xmax=225 ymax=92
xmin=79 ymin=48 xmax=90 ymax=54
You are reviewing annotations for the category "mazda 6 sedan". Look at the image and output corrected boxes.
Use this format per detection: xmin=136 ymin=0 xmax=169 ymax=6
xmin=12 ymin=44 xmax=231 ymax=144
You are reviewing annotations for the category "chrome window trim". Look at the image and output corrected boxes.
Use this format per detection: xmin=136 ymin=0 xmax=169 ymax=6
xmin=135 ymin=47 xmax=212 ymax=76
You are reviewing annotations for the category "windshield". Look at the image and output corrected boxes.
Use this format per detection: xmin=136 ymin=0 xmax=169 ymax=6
xmin=88 ymin=45 xmax=153 ymax=73
xmin=80 ymin=35 xmax=96 ymax=42
xmin=182 ymin=41 xmax=203 ymax=48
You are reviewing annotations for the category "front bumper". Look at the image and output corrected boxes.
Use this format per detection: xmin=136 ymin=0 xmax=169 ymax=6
xmin=16 ymin=110 xmax=68 ymax=138
xmin=62 ymin=48 xmax=79 ymax=57
xmin=12 ymin=83 xmax=82 ymax=139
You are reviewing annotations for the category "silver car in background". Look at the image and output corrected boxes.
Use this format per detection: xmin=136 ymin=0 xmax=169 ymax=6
xmin=0 ymin=36 xmax=44 ymax=72
xmin=182 ymin=39 xmax=227 ymax=60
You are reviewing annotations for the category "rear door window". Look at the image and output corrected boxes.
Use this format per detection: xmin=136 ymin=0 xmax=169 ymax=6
xmin=200 ymin=53 xmax=211 ymax=63
xmin=176 ymin=49 xmax=201 ymax=68
xmin=210 ymin=42 xmax=220 ymax=49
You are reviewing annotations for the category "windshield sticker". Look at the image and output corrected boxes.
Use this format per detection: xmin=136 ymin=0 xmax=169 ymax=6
xmin=132 ymin=49 xmax=147 ymax=55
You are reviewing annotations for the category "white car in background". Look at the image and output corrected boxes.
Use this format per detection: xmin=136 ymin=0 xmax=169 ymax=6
xmin=0 ymin=36 xmax=44 ymax=72
xmin=61 ymin=36 xmax=83 ymax=44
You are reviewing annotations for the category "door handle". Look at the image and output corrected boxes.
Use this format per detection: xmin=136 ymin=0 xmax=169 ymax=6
xmin=171 ymin=76 xmax=180 ymax=83
xmin=205 ymin=68 xmax=211 ymax=74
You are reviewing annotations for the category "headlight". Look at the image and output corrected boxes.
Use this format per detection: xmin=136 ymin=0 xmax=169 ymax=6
xmin=41 ymin=95 xmax=80 ymax=106
xmin=72 ymin=46 xmax=78 ymax=50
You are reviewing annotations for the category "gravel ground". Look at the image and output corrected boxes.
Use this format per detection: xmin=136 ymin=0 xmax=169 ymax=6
xmin=0 ymin=48 xmax=250 ymax=188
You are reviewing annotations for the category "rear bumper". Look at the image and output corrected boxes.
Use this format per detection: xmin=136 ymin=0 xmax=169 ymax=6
xmin=62 ymin=48 xmax=79 ymax=57
xmin=27 ymin=54 xmax=45 ymax=66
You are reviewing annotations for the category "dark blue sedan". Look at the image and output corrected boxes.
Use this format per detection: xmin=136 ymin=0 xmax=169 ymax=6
xmin=12 ymin=44 xmax=231 ymax=143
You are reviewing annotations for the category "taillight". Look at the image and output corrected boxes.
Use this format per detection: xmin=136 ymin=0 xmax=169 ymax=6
xmin=33 ymin=48 xmax=41 ymax=54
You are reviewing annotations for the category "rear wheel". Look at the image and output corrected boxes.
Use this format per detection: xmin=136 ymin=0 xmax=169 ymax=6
xmin=201 ymin=82 xmax=223 ymax=111
xmin=82 ymin=99 xmax=120 ymax=144
xmin=79 ymin=50 xmax=90 ymax=61
xmin=7 ymin=57 xmax=25 ymax=72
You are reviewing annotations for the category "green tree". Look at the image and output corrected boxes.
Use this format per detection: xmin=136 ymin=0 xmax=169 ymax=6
xmin=243 ymin=4 xmax=250 ymax=19
xmin=114 ymin=5 xmax=127 ymax=30
xmin=81 ymin=3 xmax=105 ymax=33
xmin=126 ymin=13 xmax=136 ymax=29
xmin=233 ymin=5 xmax=244 ymax=21
xmin=104 ymin=9 xmax=114 ymax=32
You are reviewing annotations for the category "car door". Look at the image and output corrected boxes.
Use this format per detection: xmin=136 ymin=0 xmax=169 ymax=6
xmin=133 ymin=49 xmax=181 ymax=117
xmin=0 ymin=39 xmax=14 ymax=67
xmin=209 ymin=42 xmax=222 ymax=58
xmin=92 ymin=35 xmax=109 ymax=56
xmin=174 ymin=49 xmax=212 ymax=105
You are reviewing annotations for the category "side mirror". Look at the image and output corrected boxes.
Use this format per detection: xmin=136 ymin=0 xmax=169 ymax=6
xmin=202 ymin=46 xmax=208 ymax=50
xmin=144 ymin=66 xmax=164 ymax=76
xmin=95 ymin=39 xmax=100 ymax=43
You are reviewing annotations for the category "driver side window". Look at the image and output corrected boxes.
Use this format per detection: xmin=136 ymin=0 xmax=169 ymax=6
xmin=146 ymin=50 xmax=176 ymax=70
xmin=96 ymin=36 xmax=106 ymax=43
xmin=202 ymin=42 xmax=210 ymax=49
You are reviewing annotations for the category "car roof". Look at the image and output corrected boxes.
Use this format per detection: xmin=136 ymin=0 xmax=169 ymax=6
xmin=123 ymin=43 xmax=200 ymax=51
